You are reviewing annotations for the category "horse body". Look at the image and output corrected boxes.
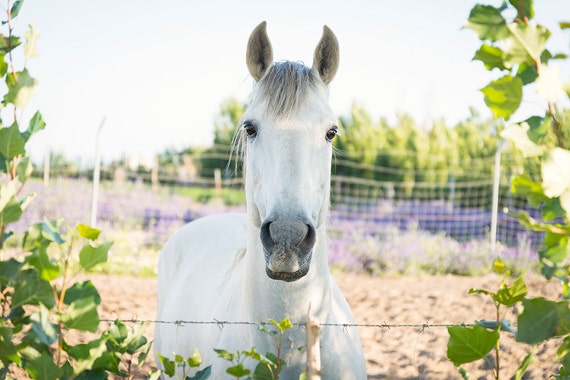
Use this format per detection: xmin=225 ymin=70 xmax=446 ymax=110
xmin=155 ymin=22 xmax=366 ymax=379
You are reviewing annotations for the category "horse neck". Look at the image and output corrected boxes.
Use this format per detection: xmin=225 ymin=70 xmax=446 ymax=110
xmin=243 ymin=220 xmax=333 ymax=321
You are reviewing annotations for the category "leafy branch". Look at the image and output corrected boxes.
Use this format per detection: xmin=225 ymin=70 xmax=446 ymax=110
xmin=448 ymin=1 xmax=570 ymax=378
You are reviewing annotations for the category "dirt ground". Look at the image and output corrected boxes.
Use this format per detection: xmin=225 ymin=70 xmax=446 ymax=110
xmin=92 ymin=272 xmax=562 ymax=379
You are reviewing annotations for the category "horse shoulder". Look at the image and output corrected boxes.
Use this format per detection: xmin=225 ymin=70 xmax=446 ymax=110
xmin=159 ymin=213 xmax=247 ymax=269
xmin=156 ymin=213 xmax=247 ymax=312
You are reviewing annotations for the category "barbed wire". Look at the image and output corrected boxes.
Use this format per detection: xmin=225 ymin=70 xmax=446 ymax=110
xmin=99 ymin=318 xmax=474 ymax=332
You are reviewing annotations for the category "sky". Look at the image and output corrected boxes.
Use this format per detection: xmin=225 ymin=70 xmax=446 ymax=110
xmin=9 ymin=0 xmax=570 ymax=165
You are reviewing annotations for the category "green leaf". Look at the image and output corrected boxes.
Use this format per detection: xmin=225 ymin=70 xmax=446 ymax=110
xmin=464 ymin=4 xmax=509 ymax=42
xmin=64 ymin=280 xmax=101 ymax=305
xmin=268 ymin=317 xmax=293 ymax=333
xmin=493 ymin=259 xmax=506 ymax=274
xmin=0 ymin=54 xmax=6 ymax=77
xmin=79 ymin=241 xmax=113 ymax=270
xmin=4 ymin=68 xmax=38 ymax=108
xmin=12 ymin=269 xmax=55 ymax=308
xmin=0 ymin=258 xmax=23 ymax=283
xmin=539 ymin=236 xmax=568 ymax=266
xmin=70 ymin=337 xmax=116 ymax=375
xmin=30 ymin=304 xmax=58 ymax=346
xmin=556 ymin=302 xmax=570 ymax=336
xmin=17 ymin=155 xmax=34 ymax=182
xmin=558 ymin=336 xmax=570 ymax=369
xmin=0 ymin=35 xmax=21 ymax=54
xmin=0 ymin=326 xmax=20 ymax=364
xmin=481 ymin=75 xmax=523 ymax=120
xmin=493 ymin=276 xmax=527 ymax=306
xmin=560 ymin=22 xmax=570 ymax=30
xmin=187 ymin=348 xmax=203 ymax=367
xmin=468 ymin=288 xmax=494 ymax=296
xmin=504 ymin=23 xmax=550 ymax=67
xmin=515 ymin=347 xmax=535 ymax=380
xmin=23 ymin=22 xmax=39 ymax=59
xmin=524 ymin=116 xmax=548 ymax=143
xmin=189 ymin=366 xmax=212 ymax=380
xmin=253 ymin=360 xmax=275 ymax=380
xmin=21 ymin=110 xmax=46 ymax=143
xmin=510 ymin=176 xmax=546 ymax=206
xmin=516 ymin=61 xmax=538 ymax=85
xmin=77 ymin=223 xmax=101 ymax=240
xmin=447 ymin=325 xmax=499 ymax=366
xmin=22 ymin=222 xmax=51 ymax=251
xmin=105 ymin=320 xmax=148 ymax=354
xmin=0 ymin=197 xmax=22 ymax=225
xmin=508 ymin=0 xmax=534 ymax=20
xmin=214 ymin=348 xmax=235 ymax=361
xmin=156 ymin=354 xmax=175 ymax=377
xmin=226 ymin=363 xmax=251 ymax=377
xmin=472 ymin=44 xmax=506 ymax=70
xmin=10 ymin=0 xmax=24 ymax=19
xmin=28 ymin=247 xmax=60 ymax=281
xmin=24 ymin=351 xmax=64 ymax=379
xmin=41 ymin=220 xmax=65 ymax=244
xmin=59 ymin=296 xmax=100 ymax=332
xmin=0 ymin=123 xmax=25 ymax=158
xmin=517 ymin=297 xmax=559 ymax=344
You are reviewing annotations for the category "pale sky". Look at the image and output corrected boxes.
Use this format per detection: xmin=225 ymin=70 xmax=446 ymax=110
xmin=10 ymin=1 xmax=570 ymax=164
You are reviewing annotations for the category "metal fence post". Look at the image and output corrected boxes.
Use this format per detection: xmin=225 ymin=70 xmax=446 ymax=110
xmin=490 ymin=140 xmax=506 ymax=251
xmin=90 ymin=117 xmax=106 ymax=227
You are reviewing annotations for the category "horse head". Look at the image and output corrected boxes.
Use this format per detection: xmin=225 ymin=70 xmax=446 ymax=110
xmin=243 ymin=22 xmax=339 ymax=282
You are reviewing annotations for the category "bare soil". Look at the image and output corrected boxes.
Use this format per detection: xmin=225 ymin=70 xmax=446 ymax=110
xmin=90 ymin=272 xmax=561 ymax=379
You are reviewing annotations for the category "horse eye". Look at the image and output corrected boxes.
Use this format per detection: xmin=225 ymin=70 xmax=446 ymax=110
xmin=244 ymin=123 xmax=257 ymax=138
xmin=325 ymin=128 xmax=338 ymax=142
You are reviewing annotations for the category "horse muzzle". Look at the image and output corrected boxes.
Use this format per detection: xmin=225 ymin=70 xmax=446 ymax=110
xmin=260 ymin=218 xmax=316 ymax=282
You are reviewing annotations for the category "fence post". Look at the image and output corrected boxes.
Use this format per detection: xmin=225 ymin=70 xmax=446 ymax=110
xmin=214 ymin=168 xmax=222 ymax=198
xmin=306 ymin=313 xmax=321 ymax=380
xmin=490 ymin=139 xmax=506 ymax=251
xmin=152 ymin=154 xmax=159 ymax=192
xmin=43 ymin=149 xmax=50 ymax=187
xmin=90 ymin=117 xmax=106 ymax=227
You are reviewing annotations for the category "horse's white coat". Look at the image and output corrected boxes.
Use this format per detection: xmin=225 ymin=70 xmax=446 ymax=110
xmin=155 ymin=23 xmax=367 ymax=379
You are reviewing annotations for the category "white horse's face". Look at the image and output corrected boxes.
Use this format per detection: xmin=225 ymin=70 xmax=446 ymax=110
xmin=243 ymin=83 xmax=337 ymax=281
xmin=244 ymin=22 xmax=340 ymax=282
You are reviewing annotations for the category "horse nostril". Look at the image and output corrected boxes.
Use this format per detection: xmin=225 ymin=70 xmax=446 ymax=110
xmin=260 ymin=221 xmax=275 ymax=249
xmin=260 ymin=219 xmax=316 ymax=253
xmin=298 ymin=223 xmax=316 ymax=253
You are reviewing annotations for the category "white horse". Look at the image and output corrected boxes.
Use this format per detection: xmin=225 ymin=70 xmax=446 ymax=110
xmin=155 ymin=22 xmax=366 ymax=379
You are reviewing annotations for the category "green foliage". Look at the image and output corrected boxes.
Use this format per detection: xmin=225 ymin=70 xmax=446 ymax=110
xmin=447 ymin=325 xmax=499 ymax=367
xmin=448 ymin=1 xmax=570 ymax=378
xmin=157 ymin=317 xmax=300 ymax=379
xmin=0 ymin=2 xmax=151 ymax=378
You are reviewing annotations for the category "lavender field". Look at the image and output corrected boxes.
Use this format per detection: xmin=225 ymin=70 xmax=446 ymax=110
xmin=7 ymin=178 xmax=538 ymax=277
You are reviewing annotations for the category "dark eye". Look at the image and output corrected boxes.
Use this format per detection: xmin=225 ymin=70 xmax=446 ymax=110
xmin=243 ymin=122 xmax=257 ymax=138
xmin=325 ymin=127 xmax=338 ymax=142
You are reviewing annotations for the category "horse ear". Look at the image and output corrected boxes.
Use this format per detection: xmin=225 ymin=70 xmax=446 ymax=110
xmin=312 ymin=25 xmax=339 ymax=85
xmin=246 ymin=21 xmax=273 ymax=82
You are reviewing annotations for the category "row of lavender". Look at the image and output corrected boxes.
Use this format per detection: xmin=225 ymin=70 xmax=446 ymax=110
xmin=9 ymin=178 xmax=538 ymax=276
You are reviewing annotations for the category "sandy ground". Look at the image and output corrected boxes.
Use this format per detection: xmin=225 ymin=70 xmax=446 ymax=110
xmin=89 ymin=272 xmax=563 ymax=379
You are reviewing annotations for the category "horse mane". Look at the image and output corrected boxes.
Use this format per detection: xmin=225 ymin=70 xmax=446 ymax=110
xmin=252 ymin=61 xmax=321 ymax=119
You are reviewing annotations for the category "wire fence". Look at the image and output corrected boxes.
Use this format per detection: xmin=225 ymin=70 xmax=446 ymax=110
xmin=100 ymin=318 xmax=474 ymax=331
xmin=85 ymin=148 xmax=542 ymax=250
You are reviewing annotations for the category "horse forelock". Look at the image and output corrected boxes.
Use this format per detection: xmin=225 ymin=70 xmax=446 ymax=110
xmin=252 ymin=61 xmax=322 ymax=119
